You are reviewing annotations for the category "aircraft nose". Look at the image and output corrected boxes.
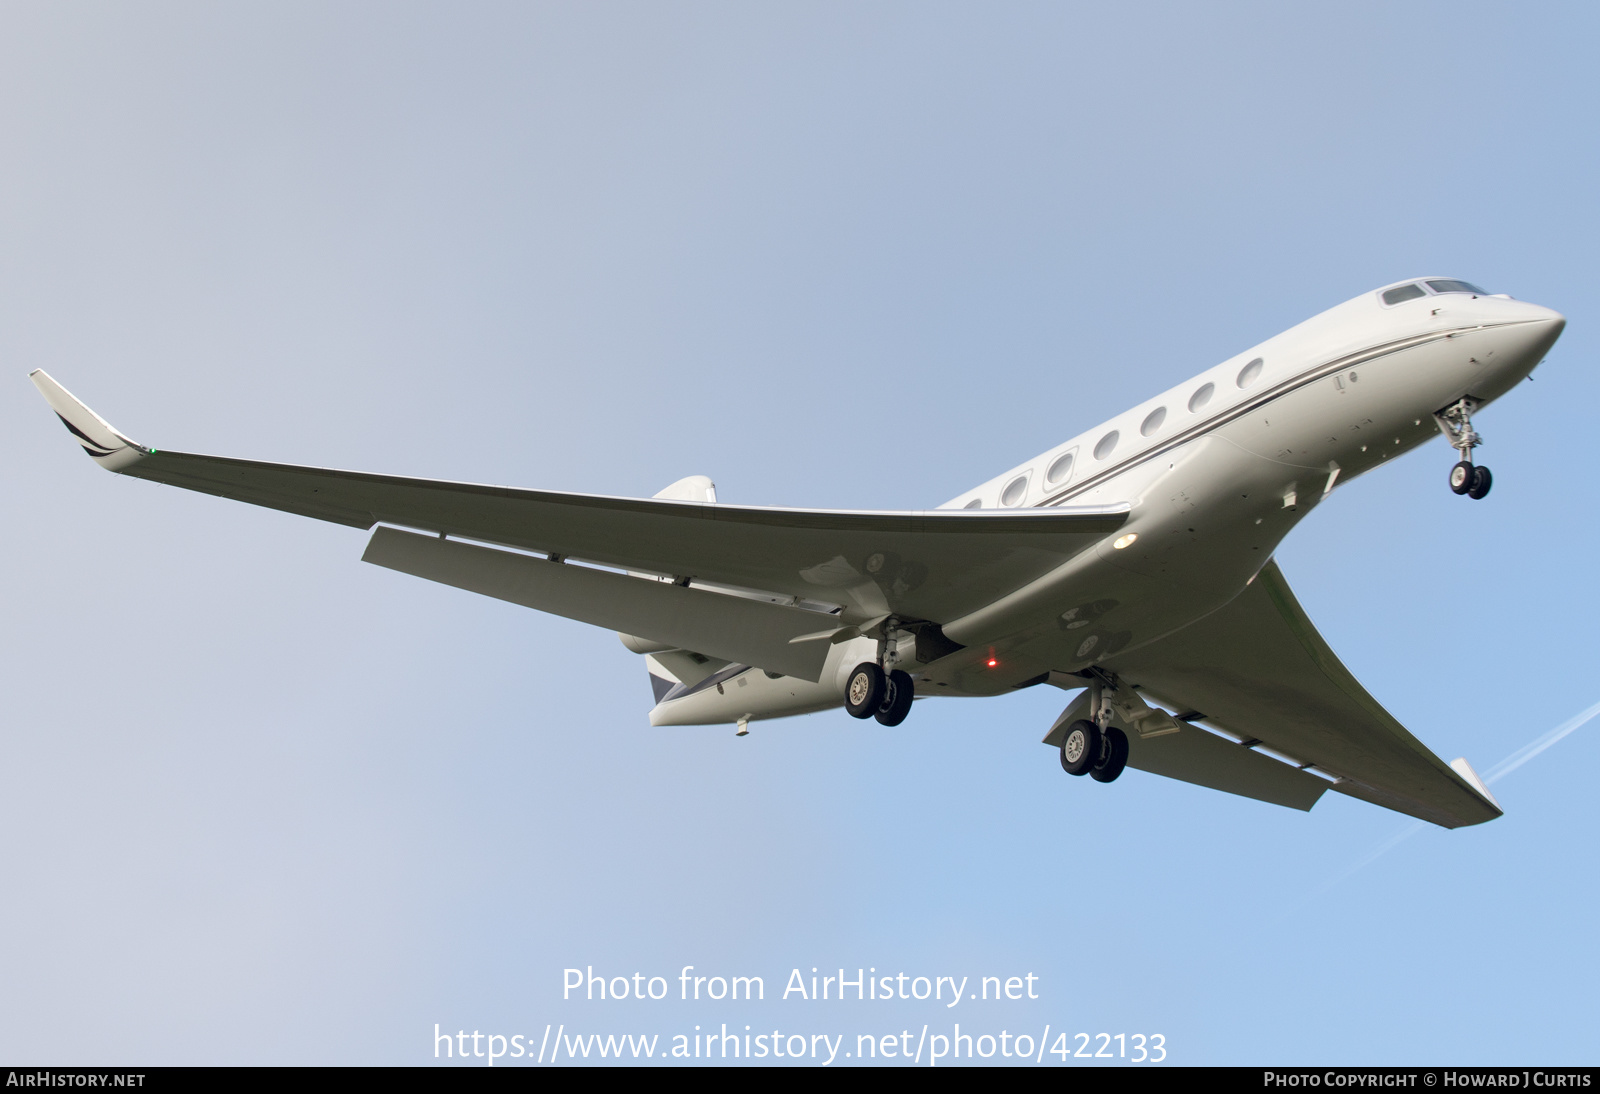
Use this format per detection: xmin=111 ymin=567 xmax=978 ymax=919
xmin=1490 ymin=301 xmax=1565 ymax=368
xmin=1509 ymin=299 xmax=1566 ymax=328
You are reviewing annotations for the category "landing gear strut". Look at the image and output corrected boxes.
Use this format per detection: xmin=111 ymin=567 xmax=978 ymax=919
xmin=1438 ymin=399 xmax=1492 ymax=500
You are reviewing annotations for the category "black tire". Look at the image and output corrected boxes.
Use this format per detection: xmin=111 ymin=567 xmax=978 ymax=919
xmin=874 ymin=670 xmax=915 ymax=726
xmin=1449 ymin=461 xmax=1475 ymax=495
xmin=1468 ymin=464 xmax=1492 ymax=500
xmin=1090 ymin=727 xmax=1130 ymax=783
xmin=844 ymin=662 xmax=885 ymax=719
xmin=1059 ymin=719 xmax=1102 ymax=776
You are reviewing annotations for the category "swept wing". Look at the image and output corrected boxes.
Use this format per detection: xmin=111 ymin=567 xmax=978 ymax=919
xmin=31 ymin=370 xmax=1126 ymax=678
xmin=1102 ymin=560 xmax=1500 ymax=828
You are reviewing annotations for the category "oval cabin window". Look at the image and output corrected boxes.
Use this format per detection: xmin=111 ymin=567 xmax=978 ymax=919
xmin=1094 ymin=431 xmax=1119 ymax=461
xmin=963 ymin=498 xmax=982 ymax=510
xmin=1046 ymin=450 xmax=1075 ymax=484
xmin=1001 ymin=474 xmax=1029 ymax=507
xmin=1236 ymin=357 xmax=1264 ymax=388
xmin=1188 ymin=382 xmax=1214 ymax=412
xmin=1140 ymin=407 xmax=1167 ymax=437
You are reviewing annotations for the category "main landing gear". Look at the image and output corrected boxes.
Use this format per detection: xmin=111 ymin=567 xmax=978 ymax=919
xmin=1056 ymin=671 xmax=1131 ymax=782
xmin=1058 ymin=720 xmax=1129 ymax=782
xmin=845 ymin=662 xmax=915 ymax=726
xmin=1438 ymin=398 xmax=1492 ymax=500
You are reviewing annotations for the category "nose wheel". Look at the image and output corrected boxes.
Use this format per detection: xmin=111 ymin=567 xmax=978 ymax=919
xmin=1449 ymin=461 xmax=1492 ymax=499
xmin=1438 ymin=399 xmax=1492 ymax=500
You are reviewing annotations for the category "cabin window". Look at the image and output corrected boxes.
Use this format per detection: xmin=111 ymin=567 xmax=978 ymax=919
xmin=1236 ymin=357 xmax=1264 ymax=388
xmin=1046 ymin=449 xmax=1076 ymax=484
xmin=1093 ymin=431 xmax=1119 ymax=460
xmin=1425 ymin=279 xmax=1487 ymax=296
xmin=1381 ymin=283 xmax=1426 ymax=305
xmin=1001 ymin=474 xmax=1029 ymax=507
xmin=963 ymin=498 xmax=983 ymax=509
xmin=1188 ymin=382 xmax=1214 ymax=412
xmin=1140 ymin=407 xmax=1167 ymax=437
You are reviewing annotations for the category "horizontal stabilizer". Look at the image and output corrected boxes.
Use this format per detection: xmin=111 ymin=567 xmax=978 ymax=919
xmin=648 ymin=649 xmax=730 ymax=688
xmin=362 ymin=527 xmax=835 ymax=680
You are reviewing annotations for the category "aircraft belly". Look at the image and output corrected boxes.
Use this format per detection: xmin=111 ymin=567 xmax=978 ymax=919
xmin=942 ymin=436 xmax=1306 ymax=674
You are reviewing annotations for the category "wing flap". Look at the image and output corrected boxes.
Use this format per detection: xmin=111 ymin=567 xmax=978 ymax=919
xmin=1129 ymin=724 xmax=1328 ymax=811
xmin=362 ymin=527 xmax=836 ymax=680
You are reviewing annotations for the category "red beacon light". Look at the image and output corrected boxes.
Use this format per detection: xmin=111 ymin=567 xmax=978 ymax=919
xmin=986 ymin=657 xmax=998 ymax=668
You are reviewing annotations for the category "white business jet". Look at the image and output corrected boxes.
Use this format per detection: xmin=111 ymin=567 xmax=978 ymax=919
xmin=32 ymin=277 xmax=1564 ymax=828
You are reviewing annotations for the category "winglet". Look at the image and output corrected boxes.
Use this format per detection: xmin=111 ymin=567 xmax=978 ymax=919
xmin=1449 ymin=757 xmax=1503 ymax=813
xmin=29 ymin=370 xmax=150 ymax=472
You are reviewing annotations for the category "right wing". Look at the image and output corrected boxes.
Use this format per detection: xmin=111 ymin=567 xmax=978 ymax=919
xmin=32 ymin=371 xmax=1127 ymax=677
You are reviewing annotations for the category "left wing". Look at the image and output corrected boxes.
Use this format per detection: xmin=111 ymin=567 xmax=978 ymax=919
xmin=1100 ymin=560 xmax=1501 ymax=828
xmin=32 ymin=371 xmax=1127 ymax=652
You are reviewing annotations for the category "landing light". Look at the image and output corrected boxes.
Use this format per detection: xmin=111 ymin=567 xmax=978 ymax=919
xmin=1113 ymin=533 xmax=1138 ymax=550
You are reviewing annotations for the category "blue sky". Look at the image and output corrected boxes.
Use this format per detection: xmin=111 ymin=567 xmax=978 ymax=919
xmin=2 ymin=2 xmax=1597 ymax=1065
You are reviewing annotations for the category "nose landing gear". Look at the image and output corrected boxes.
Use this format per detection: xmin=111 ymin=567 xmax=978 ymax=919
xmin=1438 ymin=399 xmax=1492 ymax=500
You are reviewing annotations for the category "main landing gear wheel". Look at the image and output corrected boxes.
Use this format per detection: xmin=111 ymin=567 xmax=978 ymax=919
xmin=1059 ymin=719 xmax=1102 ymax=776
xmin=844 ymin=662 xmax=886 ymax=719
xmin=1090 ymin=727 xmax=1130 ymax=783
xmin=1468 ymin=464 xmax=1492 ymax=500
xmin=874 ymin=670 xmax=915 ymax=726
xmin=1449 ymin=461 xmax=1475 ymax=495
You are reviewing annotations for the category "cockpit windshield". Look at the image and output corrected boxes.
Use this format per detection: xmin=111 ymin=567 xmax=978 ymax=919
xmin=1381 ymin=283 xmax=1426 ymax=305
xmin=1382 ymin=279 xmax=1491 ymax=306
xmin=1424 ymin=279 xmax=1487 ymax=295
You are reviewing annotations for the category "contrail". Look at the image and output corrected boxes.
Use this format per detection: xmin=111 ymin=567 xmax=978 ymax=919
xmin=1318 ymin=697 xmax=1600 ymax=891
xmin=1480 ymin=697 xmax=1600 ymax=785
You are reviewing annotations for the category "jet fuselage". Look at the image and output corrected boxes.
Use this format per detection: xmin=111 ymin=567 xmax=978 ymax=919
xmin=652 ymin=279 xmax=1564 ymax=726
